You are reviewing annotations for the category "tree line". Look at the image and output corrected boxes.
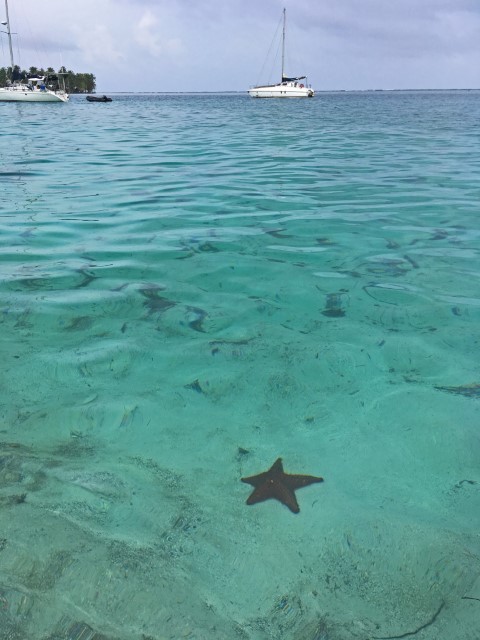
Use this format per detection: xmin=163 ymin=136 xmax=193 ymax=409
xmin=0 ymin=66 xmax=96 ymax=93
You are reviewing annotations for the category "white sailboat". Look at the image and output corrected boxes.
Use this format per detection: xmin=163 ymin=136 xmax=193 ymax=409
xmin=248 ymin=8 xmax=314 ymax=99
xmin=0 ymin=0 xmax=69 ymax=102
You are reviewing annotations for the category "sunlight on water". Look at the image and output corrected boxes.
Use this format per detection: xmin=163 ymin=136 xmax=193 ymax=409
xmin=1 ymin=92 xmax=479 ymax=639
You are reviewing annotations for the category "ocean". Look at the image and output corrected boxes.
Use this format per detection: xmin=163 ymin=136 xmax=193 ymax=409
xmin=1 ymin=91 xmax=479 ymax=639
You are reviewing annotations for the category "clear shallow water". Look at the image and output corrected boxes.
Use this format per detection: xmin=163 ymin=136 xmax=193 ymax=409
xmin=0 ymin=92 xmax=479 ymax=639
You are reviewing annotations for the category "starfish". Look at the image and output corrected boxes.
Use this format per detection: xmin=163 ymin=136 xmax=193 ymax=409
xmin=241 ymin=458 xmax=324 ymax=514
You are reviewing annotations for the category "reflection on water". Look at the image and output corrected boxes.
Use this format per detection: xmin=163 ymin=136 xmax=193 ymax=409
xmin=1 ymin=92 xmax=479 ymax=639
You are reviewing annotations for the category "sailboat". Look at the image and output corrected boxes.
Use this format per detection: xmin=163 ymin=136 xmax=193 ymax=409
xmin=0 ymin=0 xmax=69 ymax=102
xmin=248 ymin=8 xmax=314 ymax=99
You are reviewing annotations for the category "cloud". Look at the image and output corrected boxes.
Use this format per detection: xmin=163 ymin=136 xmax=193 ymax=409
xmin=73 ymin=23 xmax=125 ymax=66
xmin=134 ymin=9 xmax=185 ymax=58
xmin=296 ymin=0 xmax=480 ymax=58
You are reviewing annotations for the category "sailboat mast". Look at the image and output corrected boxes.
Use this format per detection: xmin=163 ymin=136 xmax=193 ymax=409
xmin=3 ymin=0 xmax=15 ymax=72
xmin=281 ymin=7 xmax=286 ymax=80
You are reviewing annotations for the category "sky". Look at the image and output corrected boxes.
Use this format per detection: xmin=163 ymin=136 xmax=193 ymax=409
xmin=1 ymin=0 xmax=479 ymax=92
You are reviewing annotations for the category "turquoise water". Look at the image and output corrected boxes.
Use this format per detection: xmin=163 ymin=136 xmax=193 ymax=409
xmin=1 ymin=92 xmax=479 ymax=639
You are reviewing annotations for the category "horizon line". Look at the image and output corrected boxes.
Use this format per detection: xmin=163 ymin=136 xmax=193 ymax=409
xmin=90 ymin=88 xmax=480 ymax=95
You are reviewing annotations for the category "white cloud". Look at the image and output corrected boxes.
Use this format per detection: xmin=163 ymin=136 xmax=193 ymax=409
xmin=73 ymin=23 xmax=125 ymax=66
xmin=134 ymin=9 xmax=185 ymax=58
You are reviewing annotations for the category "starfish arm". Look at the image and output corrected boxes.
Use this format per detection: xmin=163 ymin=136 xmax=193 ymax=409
xmin=245 ymin=482 xmax=300 ymax=513
xmin=245 ymin=485 xmax=274 ymax=505
xmin=270 ymin=458 xmax=284 ymax=473
xmin=285 ymin=474 xmax=324 ymax=490
xmin=271 ymin=482 xmax=300 ymax=513
xmin=241 ymin=459 xmax=284 ymax=487
xmin=241 ymin=471 xmax=270 ymax=487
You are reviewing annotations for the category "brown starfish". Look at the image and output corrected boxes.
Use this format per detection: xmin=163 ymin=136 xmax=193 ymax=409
xmin=241 ymin=458 xmax=324 ymax=514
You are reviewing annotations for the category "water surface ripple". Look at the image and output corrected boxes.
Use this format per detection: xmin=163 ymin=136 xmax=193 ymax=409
xmin=1 ymin=92 xmax=479 ymax=639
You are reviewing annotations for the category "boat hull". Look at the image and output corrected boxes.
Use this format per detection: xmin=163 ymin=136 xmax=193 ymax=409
xmin=248 ymin=83 xmax=314 ymax=98
xmin=0 ymin=88 xmax=69 ymax=102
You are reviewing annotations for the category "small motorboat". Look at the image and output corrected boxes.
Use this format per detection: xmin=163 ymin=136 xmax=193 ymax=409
xmin=86 ymin=95 xmax=112 ymax=102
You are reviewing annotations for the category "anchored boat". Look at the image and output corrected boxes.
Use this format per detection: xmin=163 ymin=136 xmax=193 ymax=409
xmin=248 ymin=8 xmax=314 ymax=99
xmin=0 ymin=0 xmax=69 ymax=102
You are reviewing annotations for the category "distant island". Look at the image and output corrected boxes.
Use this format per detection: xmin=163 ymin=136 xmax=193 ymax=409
xmin=0 ymin=65 xmax=96 ymax=93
